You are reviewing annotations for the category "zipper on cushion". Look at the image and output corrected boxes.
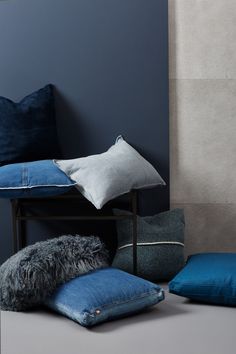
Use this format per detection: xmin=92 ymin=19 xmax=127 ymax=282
xmin=21 ymin=164 xmax=28 ymax=187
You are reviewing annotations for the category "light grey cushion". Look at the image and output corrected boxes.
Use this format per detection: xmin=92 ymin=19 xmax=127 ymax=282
xmin=112 ymin=208 xmax=185 ymax=282
xmin=0 ymin=235 xmax=109 ymax=311
xmin=54 ymin=136 xmax=165 ymax=209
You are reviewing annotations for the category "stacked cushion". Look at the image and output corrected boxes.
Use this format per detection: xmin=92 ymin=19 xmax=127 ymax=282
xmin=0 ymin=84 xmax=60 ymax=166
xmin=0 ymin=235 xmax=109 ymax=311
xmin=45 ymin=267 xmax=165 ymax=327
xmin=0 ymin=160 xmax=76 ymax=198
xmin=112 ymin=208 xmax=185 ymax=281
xmin=169 ymin=253 xmax=236 ymax=306
xmin=0 ymin=235 xmax=165 ymax=327
xmin=54 ymin=136 xmax=166 ymax=209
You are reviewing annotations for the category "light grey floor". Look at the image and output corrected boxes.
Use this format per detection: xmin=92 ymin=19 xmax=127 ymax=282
xmin=1 ymin=285 xmax=235 ymax=354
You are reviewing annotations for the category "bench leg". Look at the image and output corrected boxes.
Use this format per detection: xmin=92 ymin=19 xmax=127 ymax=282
xmin=11 ymin=200 xmax=18 ymax=254
xmin=132 ymin=191 xmax=138 ymax=275
xmin=18 ymin=216 xmax=25 ymax=250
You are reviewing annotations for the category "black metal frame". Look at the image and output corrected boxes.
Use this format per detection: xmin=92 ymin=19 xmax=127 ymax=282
xmin=10 ymin=190 xmax=138 ymax=274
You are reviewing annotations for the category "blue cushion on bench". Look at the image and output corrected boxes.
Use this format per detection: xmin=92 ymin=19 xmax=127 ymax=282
xmin=0 ymin=160 xmax=76 ymax=198
xmin=45 ymin=267 xmax=165 ymax=327
xmin=169 ymin=253 xmax=236 ymax=306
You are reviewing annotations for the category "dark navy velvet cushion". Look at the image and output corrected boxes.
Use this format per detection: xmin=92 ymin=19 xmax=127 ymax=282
xmin=45 ymin=267 xmax=165 ymax=327
xmin=0 ymin=160 xmax=76 ymax=198
xmin=0 ymin=85 xmax=61 ymax=166
xmin=169 ymin=253 xmax=236 ymax=306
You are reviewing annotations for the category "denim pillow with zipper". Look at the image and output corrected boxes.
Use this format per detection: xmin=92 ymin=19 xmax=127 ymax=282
xmin=45 ymin=267 xmax=165 ymax=327
xmin=0 ymin=160 xmax=76 ymax=198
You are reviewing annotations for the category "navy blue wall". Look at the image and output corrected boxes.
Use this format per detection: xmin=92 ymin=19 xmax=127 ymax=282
xmin=0 ymin=0 xmax=169 ymax=264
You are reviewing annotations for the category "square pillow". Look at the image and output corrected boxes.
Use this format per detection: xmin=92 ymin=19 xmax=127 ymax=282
xmin=45 ymin=267 xmax=165 ymax=327
xmin=0 ymin=84 xmax=61 ymax=166
xmin=112 ymin=208 xmax=185 ymax=281
xmin=169 ymin=253 xmax=236 ymax=306
xmin=0 ymin=160 xmax=76 ymax=198
xmin=54 ymin=136 xmax=166 ymax=209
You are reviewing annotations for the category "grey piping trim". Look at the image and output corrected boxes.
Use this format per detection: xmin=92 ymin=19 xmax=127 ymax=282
xmin=118 ymin=241 xmax=185 ymax=250
xmin=0 ymin=183 xmax=76 ymax=190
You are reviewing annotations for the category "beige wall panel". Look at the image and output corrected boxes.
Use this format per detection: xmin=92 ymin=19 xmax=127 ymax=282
xmin=170 ymin=78 xmax=236 ymax=204
xmin=172 ymin=203 xmax=236 ymax=256
xmin=169 ymin=0 xmax=236 ymax=79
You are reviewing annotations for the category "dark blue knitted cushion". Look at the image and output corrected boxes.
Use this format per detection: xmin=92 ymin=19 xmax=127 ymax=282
xmin=112 ymin=209 xmax=185 ymax=282
xmin=0 ymin=84 xmax=60 ymax=166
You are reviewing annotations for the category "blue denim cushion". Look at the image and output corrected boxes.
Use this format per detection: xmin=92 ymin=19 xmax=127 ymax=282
xmin=45 ymin=267 xmax=165 ymax=327
xmin=0 ymin=84 xmax=61 ymax=166
xmin=169 ymin=253 xmax=236 ymax=306
xmin=0 ymin=160 xmax=76 ymax=198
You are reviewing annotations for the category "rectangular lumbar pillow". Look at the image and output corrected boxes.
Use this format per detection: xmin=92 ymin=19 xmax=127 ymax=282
xmin=0 ymin=84 xmax=61 ymax=166
xmin=169 ymin=253 xmax=236 ymax=306
xmin=54 ymin=136 xmax=165 ymax=209
xmin=45 ymin=267 xmax=165 ymax=327
xmin=112 ymin=208 xmax=185 ymax=281
xmin=0 ymin=160 xmax=76 ymax=199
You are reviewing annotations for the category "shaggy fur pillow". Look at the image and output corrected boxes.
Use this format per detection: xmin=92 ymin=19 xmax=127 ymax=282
xmin=0 ymin=235 xmax=109 ymax=311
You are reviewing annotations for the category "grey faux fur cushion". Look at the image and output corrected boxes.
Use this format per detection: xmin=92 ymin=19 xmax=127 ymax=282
xmin=0 ymin=235 xmax=109 ymax=311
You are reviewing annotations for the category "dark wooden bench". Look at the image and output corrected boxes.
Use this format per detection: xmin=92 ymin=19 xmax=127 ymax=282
xmin=10 ymin=190 xmax=138 ymax=274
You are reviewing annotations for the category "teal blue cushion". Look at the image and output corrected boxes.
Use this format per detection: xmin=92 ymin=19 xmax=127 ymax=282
xmin=169 ymin=253 xmax=236 ymax=306
xmin=45 ymin=268 xmax=165 ymax=327
xmin=0 ymin=160 xmax=76 ymax=198
xmin=112 ymin=209 xmax=185 ymax=281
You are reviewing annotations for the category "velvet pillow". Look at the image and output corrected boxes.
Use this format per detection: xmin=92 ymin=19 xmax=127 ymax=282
xmin=45 ymin=267 xmax=165 ymax=327
xmin=169 ymin=253 xmax=236 ymax=306
xmin=0 ymin=84 xmax=60 ymax=166
xmin=112 ymin=208 xmax=185 ymax=281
